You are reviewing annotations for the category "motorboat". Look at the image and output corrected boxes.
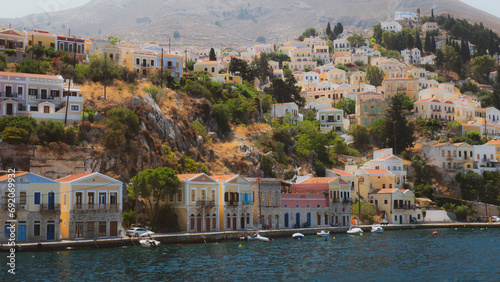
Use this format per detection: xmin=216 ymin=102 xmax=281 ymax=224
xmin=347 ymin=226 xmax=363 ymax=235
xmin=256 ymin=233 xmax=272 ymax=242
xmin=371 ymin=224 xmax=384 ymax=233
xmin=317 ymin=230 xmax=329 ymax=237
xmin=140 ymin=238 xmax=161 ymax=247
xmin=292 ymin=233 xmax=304 ymax=239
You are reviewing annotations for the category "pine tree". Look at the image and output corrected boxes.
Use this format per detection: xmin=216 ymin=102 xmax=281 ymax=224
xmin=415 ymin=30 xmax=423 ymax=52
xmin=209 ymin=48 xmax=217 ymax=61
xmin=431 ymin=35 xmax=436 ymax=53
xmin=424 ymin=31 xmax=431 ymax=53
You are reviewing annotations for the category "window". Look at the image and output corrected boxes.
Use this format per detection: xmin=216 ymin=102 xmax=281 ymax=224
xmin=88 ymin=192 xmax=94 ymax=208
xmin=136 ymin=58 xmax=140 ymax=65
xmin=384 ymin=199 xmax=388 ymax=205
xmin=151 ymin=60 xmax=154 ymax=67
xmin=34 ymin=192 xmax=41 ymax=205
xmin=169 ymin=194 xmax=174 ymax=202
xmin=20 ymin=192 xmax=26 ymax=205
xmin=191 ymin=190 xmax=195 ymax=202
xmin=212 ymin=190 xmax=216 ymax=202
xmin=70 ymin=105 xmax=79 ymax=111
xmin=382 ymin=184 xmax=386 ymax=188
xmin=87 ymin=222 xmax=94 ymax=232
xmin=307 ymin=204 xmax=310 ymax=208
xmin=34 ymin=223 xmax=40 ymax=236
xmin=177 ymin=190 xmax=182 ymax=202
xmin=417 ymin=214 xmax=421 ymax=220
xmin=99 ymin=222 xmax=106 ymax=237
xmin=395 ymin=215 xmax=398 ymax=221
xmin=50 ymin=90 xmax=59 ymax=97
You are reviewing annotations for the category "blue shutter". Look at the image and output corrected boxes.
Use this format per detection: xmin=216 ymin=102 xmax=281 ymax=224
xmin=34 ymin=192 xmax=41 ymax=205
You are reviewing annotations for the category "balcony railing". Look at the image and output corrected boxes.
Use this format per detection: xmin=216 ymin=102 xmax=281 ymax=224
xmin=74 ymin=203 xmax=120 ymax=210
xmin=342 ymin=198 xmax=352 ymax=204
xmin=393 ymin=205 xmax=416 ymax=210
xmin=40 ymin=203 xmax=61 ymax=211
xmin=0 ymin=92 xmax=23 ymax=99
xmin=226 ymin=201 xmax=239 ymax=206
xmin=196 ymin=200 xmax=215 ymax=207
xmin=241 ymin=200 xmax=254 ymax=205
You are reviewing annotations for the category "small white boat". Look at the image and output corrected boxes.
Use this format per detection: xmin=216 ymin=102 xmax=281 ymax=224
xmin=256 ymin=234 xmax=272 ymax=242
xmin=292 ymin=233 xmax=304 ymax=239
xmin=317 ymin=230 xmax=329 ymax=237
xmin=140 ymin=238 xmax=161 ymax=247
xmin=371 ymin=224 xmax=384 ymax=233
xmin=347 ymin=226 xmax=363 ymax=235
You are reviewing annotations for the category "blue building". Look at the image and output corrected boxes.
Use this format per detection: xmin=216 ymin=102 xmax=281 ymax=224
xmin=157 ymin=54 xmax=184 ymax=81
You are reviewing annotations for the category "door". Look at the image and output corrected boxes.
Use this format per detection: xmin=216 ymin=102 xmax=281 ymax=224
xmin=232 ymin=217 xmax=237 ymax=231
xmin=240 ymin=217 xmax=245 ymax=229
xmin=75 ymin=223 xmax=83 ymax=238
xmin=48 ymin=192 xmax=55 ymax=210
xmin=99 ymin=193 xmax=106 ymax=209
xmin=212 ymin=217 xmax=216 ymax=231
xmin=44 ymin=106 xmax=50 ymax=113
xmin=399 ymin=215 xmax=403 ymax=224
xmin=18 ymin=225 xmax=26 ymax=241
xmin=190 ymin=215 xmax=195 ymax=231
xmin=47 ymin=224 xmax=55 ymax=240
xmin=284 ymin=213 xmax=289 ymax=228
xmin=110 ymin=221 xmax=117 ymax=236
xmin=6 ymin=103 xmax=13 ymax=115
xmin=296 ymin=213 xmax=300 ymax=227
xmin=205 ymin=217 xmax=211 ymax=231
xmin=307 ymin=212 xmax=311 ymax=227
xmin=5 ymin=86 xmax=12 ymax=96
xmin=196 ymin=217 xmax=202 ymax=232
xmin=317 ymin=213 xmax=321 ymax=226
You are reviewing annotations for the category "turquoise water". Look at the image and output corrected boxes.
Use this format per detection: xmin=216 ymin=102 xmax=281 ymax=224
xmin=3 ymin=228 xmax=500 ymax=281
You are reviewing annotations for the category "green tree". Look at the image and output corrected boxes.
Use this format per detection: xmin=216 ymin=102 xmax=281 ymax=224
xmin=261 ymin=154 xmax=275 ymax=177
xmin=351 ymin=201 xmax=377 ymax=223
xmin=456 ymin=172 xmax=485 ymax=201
xmin=411 ymin=154 xmax=430 ymax=184
xmin=209 ymin=48 xmax=217 ymax=61
xmin=173 ymin=31 xmax=180 ymax=39
xmin=85 ymin=55 xmax=121 ymax=83
xmin=366 ymin=65 xmax=385 ymax=87
xmin=334 ymin=97 xmax=355 ymax=116
xmin=212 ymin=103 xmax=231 ymax=134
xmin=373 ymin=23 xmax=383 ymax=44
xmin=430 ymin=36 xmax=437 ymax=53
xmin=108 ymin=36 xmax=121 ymax=45
xmin=347 ymin=34 xmax=365 ymax=49
xmin=253 ymin=53 xmax=273 ymax=84
xmin=264 ymin=69 xmax=304 ymax=107
xmin=326 ymin=22 xmax=332 ymax=39
xmin=0 ymin=116 xmax=37 ymax=134
xmin=0 ymin=53 xmax=7 ymax=71
xmin=0 ymin=127 xmax=29 ymax=144
xmin=229 ymin=57 xmax=254 ymax=82
xmin=35 ymin=120 xmax=65 ymax=144
xmin=15 ymin=58 xmax=50 ymax=74
xmin=492 ymin=70 xmax=500 ymax=109
xmin=302 ymin=28 xmax=317 ymax=39
xmin=369 ymin=118 xmax=387 ymax=148
xmin=385 ymin=94 xmax=415 ymax=154
xmin=424 ymin=31 xmax=431 ymax=53
xmin=471 ymin=55 xmax=496 ymax=83
xmin=347 ymin=124 xmax=370 ymax=148
xmin=415 ymin=30 xmax=423 ymax=51
xmin=128 ymin=167 xmax=180 ymax=230
xmin=256 ymin=36 xmax=266 ymax=43
xmin=283 ymin=169 xmax=296 ymax=181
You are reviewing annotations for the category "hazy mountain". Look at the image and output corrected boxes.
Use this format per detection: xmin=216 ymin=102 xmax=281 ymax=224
xmin=1 ymin=0 xmax=500 ymax=47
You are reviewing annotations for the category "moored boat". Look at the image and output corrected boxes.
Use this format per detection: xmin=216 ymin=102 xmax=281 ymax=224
xmin=140 ymin=238 xmax=161 ymax=247
xmin=371 ymin=224 xmax=384 ymax=233
xmin=292 ymin=233 xmax=304 ymax=239
xmin=256 ymin=233 xmax=272 ymax=242
xmin=317 ymin=230 xmax=329 ymax=237
xmin=347 ymin=226 xmax=363 ymax=235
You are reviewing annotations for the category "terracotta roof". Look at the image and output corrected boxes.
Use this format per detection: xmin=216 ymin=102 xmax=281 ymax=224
xmin=371 ymin=188 xmax=397 ymax=194
xmin=273 ymin=102 xmax=295 ymax=106
xmin=319 ymin=107 xmax=341 ymax=111
xmin=414 ymin=98 xmax=434 ymax=103
xmin=196 ymin=61 xmax=219 ymax=64
xmin=486 ymin=140 xmax=500 ymax=145
xmin=301 ymin=177 xmax=338 ymax=184
xmin=363 ymin=169 xmax=392 ymax=175
xmin=0 ymin=71 xmax=60 ymax=80
xmin=0 ymin=171 xmax=29 ymax=182
xmin=176 ymin=173 xmax=202 ymax=180
xmin=375 ymin=148 xmax=391 ymax=152
xmin=328 ymin=169 xmax=353 ymax=176
xmin=211 ymin=175 xmax=237 ymax=181
xmin=57 ymin=173 xmax=94 ymax=182
xmin=433 ymin=142 xmax=449 ymax=147
xmin=417 ymin=197 xmax=432 ymax=202
xmin=373 ymin=155 xmax=398 ymax=161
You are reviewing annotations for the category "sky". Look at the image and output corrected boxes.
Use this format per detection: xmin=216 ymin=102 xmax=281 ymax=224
xmin=0 ymin=0 xmax=499 ymax=19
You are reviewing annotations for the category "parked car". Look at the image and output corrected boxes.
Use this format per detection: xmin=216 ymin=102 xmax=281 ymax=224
xmin=490 ymin=216 xmax=500 ymax=222
xmin=126 ymin=227 xmax=152 ymax=237
xmin=380 ymin=219 xmax=389 ymax=225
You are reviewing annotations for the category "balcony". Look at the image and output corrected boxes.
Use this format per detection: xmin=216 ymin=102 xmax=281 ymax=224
xmin=1 ymin=203 xmax=28 ymax=210
xmin=40 ymin=203 xmax=61 ymax=211
xmin=226 ymin=201 xmax=239 ymax=206
xmin=241 ymin=200 xmax=254 ymax=205
xmin=74 ymin=203 xmax=120 ymax=211
xmin=342 ymin=198 xmax=352 ymax=204
xmin=0 ymin=92 xmax=23 ymax=99
xmin=196 ymin=200 xmax=215 ymax=207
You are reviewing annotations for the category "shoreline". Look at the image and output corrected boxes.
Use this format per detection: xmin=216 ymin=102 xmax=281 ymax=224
xmin=2 ymin=222 xmax=499 ymax=252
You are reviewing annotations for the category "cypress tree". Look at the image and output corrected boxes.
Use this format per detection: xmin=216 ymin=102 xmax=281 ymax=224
xmin=326 ymin=22 xmax=332 ymax=39
xmin=415 ymin=30 xmax=423 ymax=51
xmin=446 ymin=37 xmax=449 ymax=45
xmin=209 ymin=48 xmax=217 ymax=61
xmin=461 ymin=40 xmax=471 ymax=63
xmin=424 ymin=31 xmax=431 ymax=53
xmin=431 ymin=9 xmax=434 ymax=19
xmin=431 ymin=35 xmax=436 ymax=53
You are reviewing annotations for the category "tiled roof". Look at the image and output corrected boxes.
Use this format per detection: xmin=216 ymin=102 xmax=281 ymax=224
xmin=0 ymin=71 xmax=60 ymax=79
xmin=328 ymin=169 xmax=353 ymax=176
xmin=363 ymin=169 xmax=392 ymax=175
xmin=176 ymin=173 xmax=203 ymax=180
xmin=319 ymin=107 xmax=341 ymax=111
xmin=433 ymin=142 xmax=449 ymax=147
xmin=371 ymin=188 xmax=397 ymax=194
xmin=273 ymin=102 xmax=295 ymax=106
xmin=211 ymin=175 xmax=237 ymax=181
xmin=414 ymin=98 xmax=434 ymax=103
xmin=486 ymin=140 xmax=500 ymax=145
xmin=57 ymin=173 xmax=94 ymax=182
xmin=0 ymin=171 xmax=29 ymax=182
xmin=301 ymin=177 xmax=338 ymax=184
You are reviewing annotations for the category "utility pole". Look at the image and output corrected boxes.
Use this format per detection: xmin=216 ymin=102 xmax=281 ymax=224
xmin=104 ymin=55 xmax=107 ymax=100
xmin=160 ymin=48 xmax=163 ymax=88
xmin=393 ymin=121 xmax=397 ymax=153
xmin=169 ymin=37 xmax=171 ymax=54
xmin=258 ymin=177 xmax=262 ymax=229
xmin=31 ymin=34 xmax=34 ymax=59
xmin=64 ymin=37 xmax=77 ymax=126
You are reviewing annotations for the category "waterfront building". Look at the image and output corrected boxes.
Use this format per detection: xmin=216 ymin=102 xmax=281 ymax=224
xmin=0 ymin=71 xmax=84 ymax=124
xmin=421 ymin=142 xmax=475 ymax=175
xmin=171 ymin=173 xmax=220 ymax=232
xmin=361 ymin=148 xmax=407 ymax=187
xmin=369 ymin=188 xmax=421 ymax=224
xmin=57 ymin=173 xmax=122 ymax=240
xmin=0 ymin=172 xmax=60 ymax=242
xmin=246 ymin=178 xmax=282 ymax=229
xmin=0 ymin=29 xmax=26 ymax=51
xmin=280 ymin=193 xmax=330 ymax=228
xmin=212 ymin=175 xmax=253 ymax=231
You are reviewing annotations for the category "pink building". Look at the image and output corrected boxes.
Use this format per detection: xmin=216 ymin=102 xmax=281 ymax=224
xmin=280 ymin=193 xmax=330 ymax=228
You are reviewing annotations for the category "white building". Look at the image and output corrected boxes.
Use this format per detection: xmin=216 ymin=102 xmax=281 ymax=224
xmin=271 ymin=102 xmax=302 ymax=120
xmin=381 ymin=21 xmax=403 ymax=32
xmin=333 ymin=38 xmax=351 ymax=52
xmin=394 ymin=11 xmax=418 ymax=21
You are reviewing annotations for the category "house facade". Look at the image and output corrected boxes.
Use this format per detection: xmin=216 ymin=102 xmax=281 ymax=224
xmin=56 ymin=36 xmax=85 ymax=54
xmin=213 ymin=175 xmax=253 ymax=231
xmin=0 ymin=172 xmax=60 ymax=243
xmin=356 ymin=95 xmax=388 ymax=127
xmin=422 ymin=142 xmax=475 ymax=174
xmin=317 ymin=107 xmax=344 ymax=133
xmin=171 ymin=173 xmax=220 ymax=232
xmin=246 ymin=178 xmax=282 ymax=229
xmin=369 ymin=188 xmax=421 ymax=224
xmin=57 ymin=173 xmax=122 ymax=240
xmin=0 ymin=29 xmax=26 ymax=51
xmin=26 ymin=30 xmax=56 ymax=50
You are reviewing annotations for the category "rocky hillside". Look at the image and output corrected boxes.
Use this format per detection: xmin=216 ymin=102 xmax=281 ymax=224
xmin=2 ymin=0 xmax=500 ymax=47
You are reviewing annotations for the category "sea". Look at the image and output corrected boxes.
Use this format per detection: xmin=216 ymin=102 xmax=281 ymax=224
xmin=2 ymin=227 xmax=500 ymax=281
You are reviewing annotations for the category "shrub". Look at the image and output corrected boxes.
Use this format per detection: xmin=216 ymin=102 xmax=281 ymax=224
xmin=84 ymin=109 xmax=95 ymax=123
xmin=63 ymin=126 xmax=79 ymax=145
xmin=212 ymin=103 xmax=231 ymax=134
xmin=261 ymin=154 xmax=275 ymax=177
xmin=35 ymin=120 xmax=65 ymax=144
xmin=283 ymin=169 xmax=296 ymax=180
xmin=0 ymin=116 xmax=37 ymax=133
xmin=191 ymin=121 xmax=210 ymax=142
xmin=0 ymin=127 xmax=29 ymax=144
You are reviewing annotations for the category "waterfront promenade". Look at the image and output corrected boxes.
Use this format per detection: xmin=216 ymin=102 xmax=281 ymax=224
xmin=2 ymin=222 xmax=499 ymax=252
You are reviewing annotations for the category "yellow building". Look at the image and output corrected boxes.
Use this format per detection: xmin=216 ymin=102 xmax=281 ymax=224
xmin=369 ymin=188 xmax=421 ymax=224
xmin=125 ymin=50 xmax=158 ymax=76
xmin=25 ymin=30 xmax=56 ymax=50
xmin=356 ymin=93 xmax=389 ymax=126
xmin=486 ymin=140 xmax=500 ymax=161
xmin=0 ymin=29 xmax=26 ymax=51
xmin=171 ymin=173 xmax=220 ymax=232
xmin=212 ymin=175 xmax=253 ymax=231
xmin=57 ymin=173 xmax=122 ymax=240
xmin=354 ymin=169 xmax=396 ymax=201
xmin=94 ymin=45 xmax=122 ymax=64
xmin=216 ymin=73 xmax=243 ymax=85
xmin=194 ymin=61 xmax=223 ymax=76
xmin=383 ymin=78 xmax=419 ymax=100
